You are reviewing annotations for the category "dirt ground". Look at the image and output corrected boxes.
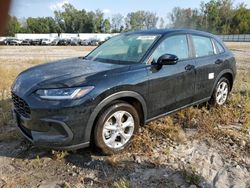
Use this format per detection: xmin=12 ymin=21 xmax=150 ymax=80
xmin=0 ymin=43 xmax=249 ymax=188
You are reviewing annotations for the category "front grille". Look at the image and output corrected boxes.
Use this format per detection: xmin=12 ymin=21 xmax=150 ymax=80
xmin=11 ymin=93 xmax=31 ymax=118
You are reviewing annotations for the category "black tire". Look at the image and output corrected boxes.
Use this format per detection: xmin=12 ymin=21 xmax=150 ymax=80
xmin=209 ymin=77 xmax=230 ymax=106
xmin=94 ymin=101 xmax=140 ymax=155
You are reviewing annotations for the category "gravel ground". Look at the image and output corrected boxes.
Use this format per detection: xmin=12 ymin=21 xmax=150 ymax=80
xmin=0 ymin=43 xmax=249 ymax=188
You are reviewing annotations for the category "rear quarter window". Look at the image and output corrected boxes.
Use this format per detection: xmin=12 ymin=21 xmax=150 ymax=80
xmin=213 ymin=39 xmax=225 ymax=54
xmin=192 ymin=35 xmax=214 ymax=58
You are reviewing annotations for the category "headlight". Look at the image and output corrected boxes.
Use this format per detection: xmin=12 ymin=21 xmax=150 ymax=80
xmin=36 ymin=86 xmax=94 ymax=100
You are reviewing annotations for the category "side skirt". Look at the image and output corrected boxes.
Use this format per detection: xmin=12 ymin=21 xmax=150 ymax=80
xmin=146 ymin=97 xmax=210 ymax=123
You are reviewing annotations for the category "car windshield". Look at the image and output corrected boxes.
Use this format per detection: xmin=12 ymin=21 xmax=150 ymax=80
xmin=86 ymin=34 xmax=159 ymax=64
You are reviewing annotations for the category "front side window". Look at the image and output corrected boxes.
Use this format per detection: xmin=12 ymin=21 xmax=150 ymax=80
xmin=192 ymin=35 xmax=214 ymax=57
xmin=86 ymin=34 xmax=159 ymax=64
xmin=151 ymin=35 xmax=189 ymax=62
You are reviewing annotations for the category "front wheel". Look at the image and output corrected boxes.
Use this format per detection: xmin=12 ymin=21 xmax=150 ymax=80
xmin=210 ymin=77 xmax=230 ymax=106
xmin=94 ymin=101 xmax=139 ymax=155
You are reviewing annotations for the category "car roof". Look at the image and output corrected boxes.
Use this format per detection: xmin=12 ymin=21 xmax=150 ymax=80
xmin=125 ymin=28 xmax=216 ymax=38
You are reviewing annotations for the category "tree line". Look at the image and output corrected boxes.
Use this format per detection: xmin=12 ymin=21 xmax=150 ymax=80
xmin=170 ymin=0 xmax=250 ymax=34
xmin=4 ymin=0 xmax=250 ymax=36
xmin=5 ymin=3 xmax=159 ymax=36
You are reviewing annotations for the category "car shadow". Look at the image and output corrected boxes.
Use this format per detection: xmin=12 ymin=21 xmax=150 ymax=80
xmin=0 ymin=130 xmax=213 ymax=187
xmin=0 ymin=97 xmax=213 ymax=187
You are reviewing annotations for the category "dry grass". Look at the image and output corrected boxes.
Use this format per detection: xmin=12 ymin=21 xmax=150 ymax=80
xmin=0 ymin=66 xmax=19 ymax=91
xmin=113 ymin=177 xmax=131 ymax=188
xmin=225 ymin=42 xmax=250 ymax=50
xmin=0 ymin=46 xmax=91 ymax=127
xmin=51 ymin=150 xmax=69 ymax=161
xmin=0 ymin=45 xmax=249 ymax=156
xmin=0 ymin=65 xmax=18 ymax=126
xmin=130 ymin=67 xmax=250 ymax=155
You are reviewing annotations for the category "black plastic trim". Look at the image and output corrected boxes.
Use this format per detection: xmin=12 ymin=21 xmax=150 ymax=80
xmin=146 ymin=97 xmax=210 ymax=123
xmin=83 ymin=91 xmax=147 ymax=142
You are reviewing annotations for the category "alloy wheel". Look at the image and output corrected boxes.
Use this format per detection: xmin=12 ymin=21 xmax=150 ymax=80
xmin=102 ymin=110 xmax=135 ymax=149
xmin=216 ymin=81 xmax=229 ymax=105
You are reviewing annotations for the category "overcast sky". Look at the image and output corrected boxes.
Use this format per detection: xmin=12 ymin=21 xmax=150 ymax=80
xmin=10 ymin=0 xmax=250 ymax=19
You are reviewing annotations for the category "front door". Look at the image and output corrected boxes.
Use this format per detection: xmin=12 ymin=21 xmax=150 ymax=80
xmin=147 ymin=34 xmax=196 ymax=119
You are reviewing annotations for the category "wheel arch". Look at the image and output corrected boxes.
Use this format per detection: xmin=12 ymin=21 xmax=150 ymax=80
xmin=210 ymin=69 xmax=234 ymax=96
xmin=84 ymin=91 xmax=147 ymax=143
xmin=222 ymin=72 xmax=234 ymax=91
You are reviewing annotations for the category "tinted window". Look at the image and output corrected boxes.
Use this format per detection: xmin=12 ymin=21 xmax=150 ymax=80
xmin=152 ymin=35 xmax=189 ymax=61
xmin=192 ymin=35 xmax=214 ymax=57
xmin=214 ymin=40 xmax=225 ymax=54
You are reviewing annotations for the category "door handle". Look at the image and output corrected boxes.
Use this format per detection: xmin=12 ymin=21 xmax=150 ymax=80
xmin=185 ymin=64 xmax=195 ymax=71
xmin=215 ymin=59 xmax=223 ymax=64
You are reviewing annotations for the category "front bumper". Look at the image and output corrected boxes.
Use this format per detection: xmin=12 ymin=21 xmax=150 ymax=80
xmin=13 ymin=103 xmax=91 ymax=150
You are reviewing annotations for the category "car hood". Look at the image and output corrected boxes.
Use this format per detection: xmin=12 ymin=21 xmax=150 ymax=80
xmin=12 ymin=57 xmax=128 ymax=97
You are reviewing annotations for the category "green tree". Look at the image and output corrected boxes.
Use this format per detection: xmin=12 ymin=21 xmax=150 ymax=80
xmin=5 ymin=0 xmax=250 ymax=35
xmin=24 ymin=17 xmax=59 ymax=33
xmin=200 ymin=0 xmax=234 ymax=34
xmin=111 ymin=14 xmax=124 ymax=33
xmin=170 ymin=7 xmax=202 ymax=29
xmin=144 ymin=12 xmax=159 ymax=29
xmin=54 ymin=5 xmax=104 ymax=33
xmin=169 ymin=0 xmax=246 ymax=34
xmin=93 ymin=10 xmax=104 ymax=33
xmin=102 ymin=19 xmax=111 ymax=33
xmin=126 ymin=11 xmax=145 ymax=30
xmin=125 ymin=11 xmax=158 ymax=31
xmin=54 ymin=4 xmax=78 ymax=33
xmin=5 ymin=16 xmax=20 ymax=36
xmin=231 ymin=4 xmax=250 ymax=34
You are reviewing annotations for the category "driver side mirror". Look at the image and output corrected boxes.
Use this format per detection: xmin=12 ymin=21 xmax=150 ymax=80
xmin=157 ymin=54 xmax=178 ymax=65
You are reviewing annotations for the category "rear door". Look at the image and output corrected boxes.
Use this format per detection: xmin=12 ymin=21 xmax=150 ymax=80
xmin=190 ymin=35 xmax=220 ymax=101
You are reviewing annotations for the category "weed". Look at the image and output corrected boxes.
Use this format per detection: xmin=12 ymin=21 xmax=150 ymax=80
xmin=61 ymin=182 xmax=71 ymax=188
xmin=0 ymin=98 xmax=12 ymax=126
xmin=130 ymin=128 xmax=154 ymax=155
xmin=106 ymin=155 xmax=122 ymax=167
xmin=113 ymin=177 xmax=131 ymax=188
xmin=51 ymin=150 xmax=69 ymax=160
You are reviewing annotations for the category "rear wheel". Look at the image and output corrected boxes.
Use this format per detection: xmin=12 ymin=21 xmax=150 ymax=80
xmin=210 ymin=77 xmax=230 ymax=106
xmin=94 ymin=101 xmax=139 ymax=155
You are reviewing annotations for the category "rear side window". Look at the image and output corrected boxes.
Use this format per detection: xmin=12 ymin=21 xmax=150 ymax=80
xmin=214 ymin=40 xmax=225 ymax=54
xmin=152 ymin=35 xmax=189 ymax=61
xmin=192 ymin=35 xmax=214 ymax=58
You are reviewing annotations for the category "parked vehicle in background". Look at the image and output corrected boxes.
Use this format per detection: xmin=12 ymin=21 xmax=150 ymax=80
xmin=80 ymin=39 xmax=91 ymax=46
xmin=8 ymin=39 xmax=22 ymax=45
xmin=51 ymin=38 xmax=60 ymax=46
xmin=30 ymin=39 xmax=42 ymax=46
xmin=70 ymin=38 xmax=81 ymax=46
xmin=21 ymin=39 xmax=32 ymax=45
xmin=41 ymin=39 xmax=53 ymax=45
xmin=57 ymin=39 xmax=70 ymax=46
xmin=3 ymin=38 xmax=11 ymax=45
xmin=0 ymin=36 xmax=115 ymax=46
xmin=0 ymin=38 xmax=6 ymax=45
xmin=90 ymin=39 xmax=100 ymax=46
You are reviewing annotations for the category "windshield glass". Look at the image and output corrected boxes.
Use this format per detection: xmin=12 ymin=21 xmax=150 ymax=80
xmin=86 ymin=34 xmax=159 ymax=64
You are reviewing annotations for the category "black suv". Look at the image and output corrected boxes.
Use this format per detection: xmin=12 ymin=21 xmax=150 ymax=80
xmin=11 ymin=29 xmax=236 ymax=154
